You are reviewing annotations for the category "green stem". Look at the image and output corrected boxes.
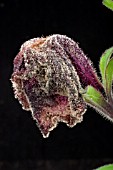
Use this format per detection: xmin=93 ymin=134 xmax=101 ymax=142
xmin=84 ymin=96 xmax=113 ymax=122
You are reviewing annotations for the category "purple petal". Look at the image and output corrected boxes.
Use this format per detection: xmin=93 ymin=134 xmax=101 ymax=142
xmin=11 ymin=34 xmax=100 ymax=137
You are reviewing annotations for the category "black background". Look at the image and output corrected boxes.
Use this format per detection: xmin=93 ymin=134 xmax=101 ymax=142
xmin=0 ymin=0 xmax=113 ymax=169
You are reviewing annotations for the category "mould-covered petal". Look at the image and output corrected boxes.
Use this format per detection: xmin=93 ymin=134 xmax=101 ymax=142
xmin=11 ymin=34 xmax=88 ymax=137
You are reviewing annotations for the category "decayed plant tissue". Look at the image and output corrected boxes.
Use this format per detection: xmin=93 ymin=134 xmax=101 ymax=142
xmin=11 ymin=34 xmax=113 ymax=137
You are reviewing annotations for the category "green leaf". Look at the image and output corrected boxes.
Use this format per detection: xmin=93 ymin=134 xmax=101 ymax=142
xmin=102 ymin=0 xmax=113 ymax=11
xmin=82 ymin=86 xmax=113 ymax=121
xmin=95 ymin=164 xmax=113 ymax=170
xmin=105 ymin=58 xmax=113 ymax=102
xmin=99 ymin=47 xmax=113 ymax=88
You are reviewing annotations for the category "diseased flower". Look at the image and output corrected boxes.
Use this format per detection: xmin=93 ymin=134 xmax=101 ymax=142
xmin=11 ymin=34 xmax=113 ymax=137
xmin=11 ymin=35 xmax=87 ymax=137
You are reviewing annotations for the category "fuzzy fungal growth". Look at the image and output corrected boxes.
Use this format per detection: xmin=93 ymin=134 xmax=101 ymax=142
xmin=11 ymin=34 xmax=103 ymax=137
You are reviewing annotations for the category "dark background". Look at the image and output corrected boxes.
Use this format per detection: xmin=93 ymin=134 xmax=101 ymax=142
xmin=0 ymin=0 xmax=113 ymax=169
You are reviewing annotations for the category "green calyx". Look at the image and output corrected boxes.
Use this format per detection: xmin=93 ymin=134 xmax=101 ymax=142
xmin=82 ymin=47 xmax=113 ymax=122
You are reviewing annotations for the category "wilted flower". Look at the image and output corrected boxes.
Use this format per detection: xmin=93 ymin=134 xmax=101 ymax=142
xmin=11 ymin=34 xmax=113 ymax=137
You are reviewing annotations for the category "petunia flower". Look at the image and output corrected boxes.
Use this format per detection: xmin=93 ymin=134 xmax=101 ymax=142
xmin=11 ymin=34 xmax=113 ymax=137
